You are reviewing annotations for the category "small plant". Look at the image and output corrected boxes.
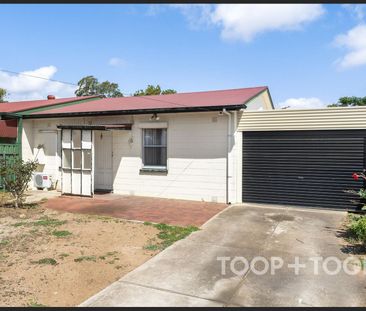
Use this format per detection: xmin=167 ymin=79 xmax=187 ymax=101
xmin=74 ymin=255 xmax=96 ymax=263
xmin=350 ymin=172 xmax=366 ymax=210
xmin=28 ymin=301 xmax=47 ymax=307
xmin=349 ymin=216 xmax=366 ymax=245
xmin=31 ymin=258 xmax=57 ymax=265
xmin=0 ymin=159 xmax=38 ymax=208
xmin=143 ymin=244 xmax=160 ymax=251
xmin=0 ymin=239 xmax=10 ymax=246
xmin=143 ymin=222 xmax=199 ymax=250
xmin=52 ymin=230 xmax=72 ymax=237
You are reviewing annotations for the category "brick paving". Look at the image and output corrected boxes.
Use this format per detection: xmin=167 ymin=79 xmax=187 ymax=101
xmin=43 ymin=194 xmax=228 ymax=227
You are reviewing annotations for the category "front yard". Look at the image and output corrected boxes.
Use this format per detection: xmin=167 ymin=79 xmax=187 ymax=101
xmin=0 ymin=199 xmax=198 ymax=307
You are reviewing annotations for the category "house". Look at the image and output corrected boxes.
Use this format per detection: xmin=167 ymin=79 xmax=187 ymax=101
xmin=0 ymin=87 xmax=272 ymax=204
xmin=0 ymin=86 xmax=364 ymax=210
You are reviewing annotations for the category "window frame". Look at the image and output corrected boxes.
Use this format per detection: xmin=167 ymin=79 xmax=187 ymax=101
xmin=142 ymin=128 xmax=167 ymax=171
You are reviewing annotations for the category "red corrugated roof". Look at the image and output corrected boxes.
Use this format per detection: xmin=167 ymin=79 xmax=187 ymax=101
xmin=0 ymin=119 xmax=17 ymax=138
xmin=30 ymin=86 xmax=268 ymax=116
xmin=0 ymin=95 xmax=100 ymax=113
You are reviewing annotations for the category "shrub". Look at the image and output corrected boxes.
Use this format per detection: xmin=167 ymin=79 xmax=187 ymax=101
xmin=0 ymin=159 xmax=38 ymax=208
xmin=349 ymin=216 xmax=366 ymax=245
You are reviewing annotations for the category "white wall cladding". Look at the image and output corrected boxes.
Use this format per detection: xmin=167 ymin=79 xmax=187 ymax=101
xmin=22 ymin=112 xmax=233 ymax=202
xmin=111 ymin=113 xmax=228 ymax=202
xmin=239 ymin=107 xmax=366 ymax=131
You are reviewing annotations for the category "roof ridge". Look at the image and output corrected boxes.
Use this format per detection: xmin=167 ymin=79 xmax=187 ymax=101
xmin=127 ymin=86 xmax=268 ymax=99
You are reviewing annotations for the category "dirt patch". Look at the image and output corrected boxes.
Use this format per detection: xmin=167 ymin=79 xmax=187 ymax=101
xmin=0 ymin=206 xmax=160 ymax=307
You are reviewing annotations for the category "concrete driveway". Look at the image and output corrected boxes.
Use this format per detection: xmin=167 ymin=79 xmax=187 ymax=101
xmin=80 ymin=204 xmax=366 ymax=307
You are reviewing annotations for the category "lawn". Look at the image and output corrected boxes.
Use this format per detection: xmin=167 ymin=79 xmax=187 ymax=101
xmin=0 ymin=199 xmax=199 ymax=307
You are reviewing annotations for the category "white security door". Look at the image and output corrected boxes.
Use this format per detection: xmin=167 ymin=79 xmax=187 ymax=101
xmin=61 ymin=129 xmax=93 ymax=196
xmin=94 ymin=130 xmax=113 ymax=191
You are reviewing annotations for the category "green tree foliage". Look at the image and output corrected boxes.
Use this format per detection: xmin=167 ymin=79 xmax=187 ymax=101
xmin=0 ymin=159 xmax=38 ymax=208
xmin=134 ymin=84 xmax=177 ymax=96
xmin=0 ymin=88 xmax=8 ymax=102
xmin=161 ymin=89 xmax=177 ymax=95
xmin=75 ymin=76 xmax=123 ymax=98
xmin=328 ymin=96 xmax=366 ymax=107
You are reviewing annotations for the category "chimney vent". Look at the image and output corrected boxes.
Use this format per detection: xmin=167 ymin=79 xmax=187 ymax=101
xmin=47 ymin=95 xmax=56 ymax=100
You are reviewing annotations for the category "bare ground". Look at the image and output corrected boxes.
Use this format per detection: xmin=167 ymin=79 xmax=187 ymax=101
xmin=0 ymin=205 xmax=160 ymax=307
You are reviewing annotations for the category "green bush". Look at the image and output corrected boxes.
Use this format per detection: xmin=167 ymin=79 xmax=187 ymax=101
xmin=0 ymin=159 xmax=38 ymax=208
xmin=349 ymin=216 xmax=366 ymax=244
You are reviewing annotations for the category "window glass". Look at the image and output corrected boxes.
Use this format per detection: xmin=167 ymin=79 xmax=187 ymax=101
xmin=72 ymin=130 xmax=81 ymax=149
xmin=62 ymin=129 xmax=71 ymax=148
xmin=73 ymin=150 xmax=82 ymax=169
xmin=62 ymin=149 xmax=71 ymax=168
xmin=82 ymin=150 xmax=92 ymax=170
xmin=143 ymin=129 xmax=167 ymax=167
xmin=82 ymin=130 xmax=92 ymax=149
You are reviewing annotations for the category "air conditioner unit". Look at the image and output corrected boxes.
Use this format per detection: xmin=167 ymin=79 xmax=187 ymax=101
xmin=33 ymin=173 xmax=52 ymax=189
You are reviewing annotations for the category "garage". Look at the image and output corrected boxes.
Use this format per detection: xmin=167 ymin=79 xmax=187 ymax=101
xmin=240 ymin=108 xmax=366 ymax=210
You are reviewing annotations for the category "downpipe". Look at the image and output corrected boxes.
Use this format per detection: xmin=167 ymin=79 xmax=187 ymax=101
xmin=222 ymin=108 xmax=232 ymax=204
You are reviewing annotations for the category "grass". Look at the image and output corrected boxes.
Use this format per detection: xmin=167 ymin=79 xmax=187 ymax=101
xmin=144 ymin=222 xmax=199 ymax=250
xmin=0 ymin=239 xmax=10 ymax=246
xmin=28 ymin=302 xmax=47 ymax=307
xmin=31 ymin=258 xmax=58 ymax=266
xmin=74 ymin=255 xmax=96 ymax=263
xmin=13 ymin=217 xmax=67 ymax=228
xmin=52 ymin=230 xmax=72 ymax=238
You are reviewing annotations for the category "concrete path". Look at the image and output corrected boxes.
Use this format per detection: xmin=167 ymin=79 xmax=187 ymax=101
xmin=80 ymin=204 xmax=366 ymax=307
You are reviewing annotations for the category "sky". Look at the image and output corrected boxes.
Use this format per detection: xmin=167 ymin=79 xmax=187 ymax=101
xmin=0 ymin=4 xmax=365 ymax=108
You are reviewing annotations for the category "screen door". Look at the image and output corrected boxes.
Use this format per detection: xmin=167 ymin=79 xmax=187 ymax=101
xmin=61 ymin=129 xmax=93 ymax=196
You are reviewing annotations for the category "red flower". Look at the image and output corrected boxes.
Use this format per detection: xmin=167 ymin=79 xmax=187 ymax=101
xmin=352 ymin=173 xmax=359 ymax=181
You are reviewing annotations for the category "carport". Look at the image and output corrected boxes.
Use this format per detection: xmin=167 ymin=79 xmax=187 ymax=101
xmin=239 ymin=107 xmax=366 ymax=210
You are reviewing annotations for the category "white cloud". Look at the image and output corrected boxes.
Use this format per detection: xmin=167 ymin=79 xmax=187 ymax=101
xmin=277 ymin=97 xmax=328 ymax=109
xmin=334 ymin=24 xmax=366 ymax=69
xmin=171 ymin=4 xmax=214 ymax=30
xmin=0 ymin=66 xmax=76 ymax=101
xmin=108 ymin=57 xmax=126 ymax=68
xmin=342 ymin=4 xmax=365 ymax=21
xmin=173 ymin=4 xmax=324 ymax=42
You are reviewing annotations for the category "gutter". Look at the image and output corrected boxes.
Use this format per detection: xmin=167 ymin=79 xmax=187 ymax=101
xmin=19 ymin=104 xmax=247 ymax=119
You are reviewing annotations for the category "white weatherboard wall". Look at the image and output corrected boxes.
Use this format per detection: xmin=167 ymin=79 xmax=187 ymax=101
xmin=22 ymin=112 xmax=230 ymax=202
xmin=239 ymin=106 xmax=366 ymax=131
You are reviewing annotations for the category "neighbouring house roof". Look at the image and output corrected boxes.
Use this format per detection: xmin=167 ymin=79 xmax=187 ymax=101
xmin=0 ymin=95 xmax=101 ymax=113
xmin=22 ymin=86 xmax=269 ymax=118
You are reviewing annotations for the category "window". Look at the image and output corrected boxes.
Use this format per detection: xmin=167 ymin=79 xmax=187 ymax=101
xmin=143 ymin=128 xmax=167 ymax=168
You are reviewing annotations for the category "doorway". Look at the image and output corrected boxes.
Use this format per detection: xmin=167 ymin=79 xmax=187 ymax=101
xmin=94 ymin=130 xmax=113 ymax=192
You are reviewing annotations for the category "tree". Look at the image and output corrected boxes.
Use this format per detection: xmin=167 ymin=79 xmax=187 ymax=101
xmin=0 ymin=159 xmax=38 ymax=208
xmin=134 ymin=84 xmax=177 ymax=96
xmin=161 ymin=89 xmax=177 ymax=95
xmin=0 ymin=88 xmax=7 ymax=103
xmin=328 ymin=96 xmax=366 ymax=107
xmin=75 ymin=76 xmax=123 ymax=97
xmin=97 ymin=81 xmax=123 ymax=98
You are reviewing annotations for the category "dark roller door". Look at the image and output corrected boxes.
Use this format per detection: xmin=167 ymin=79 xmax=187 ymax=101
xmin=243 ymin=130 xmax=366 ymax=209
